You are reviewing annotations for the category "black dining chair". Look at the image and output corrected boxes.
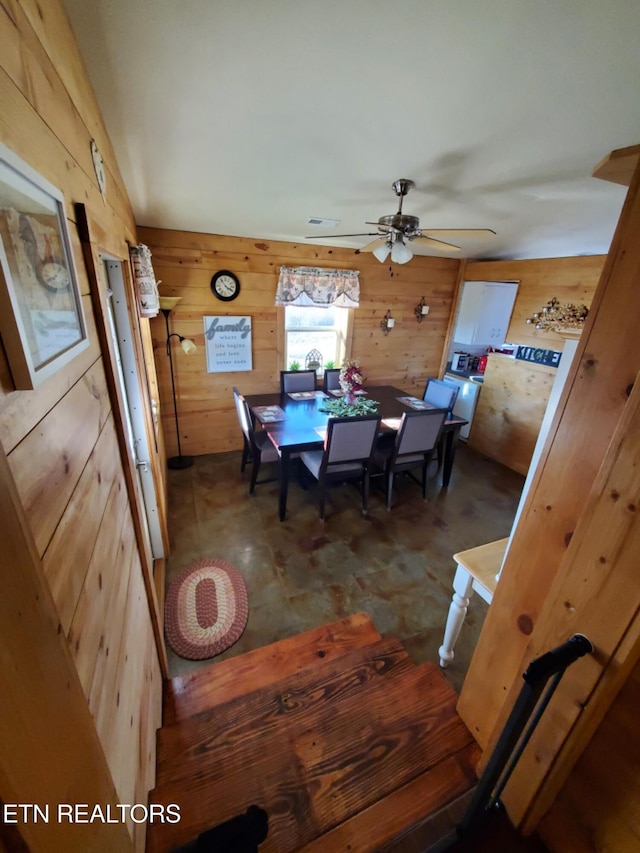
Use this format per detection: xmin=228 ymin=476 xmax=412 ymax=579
xmin=232 ymin=387 xmax=279 ymax=494
xmin=300 ymin=415 xmax=381 ymax=520
xmin=280 ymin=369 xmax=317 ymax=394
xmin=323 ymin=368 xmax=342 ymax=392
xmin=372 ymin=408 xmax=448 ymax=509
xmin=423 ymin=377 xmax=459 ymax=413
xmin=423 ymin=378 xmax=459 ymax=467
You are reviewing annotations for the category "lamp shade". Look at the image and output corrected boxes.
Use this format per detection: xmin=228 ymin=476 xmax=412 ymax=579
xmin=180 ymin=338 xmax=197 ymax=355
xmin=391 ymin=238 xmax=413 ymax=265
xmin=372 ymin=241 xmax=391 ymax=263
xmin=159 ymin=296 xmax=182 ymax=311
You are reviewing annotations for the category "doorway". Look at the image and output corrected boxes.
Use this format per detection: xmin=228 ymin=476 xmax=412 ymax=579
xmin=102 ymin=257 xmax=165 ymax=559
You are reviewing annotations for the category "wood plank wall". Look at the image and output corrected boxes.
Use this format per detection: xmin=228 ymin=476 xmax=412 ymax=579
xmin=466 ymin=256 xmax=605 ymax=351
xmin=138 ymin=227 xmax=461 ymax=457
xmin=538 ymin=657 xmax=640 ymax=852
xmin=468 ymin=355 xmax=555 ymax=475
xmin=0 ymin=2 xmax=161 ymax=849
xmin=462 ymin=257 xmax=604 ymax=473
xmin=458 ymin=154 xmax=640 ymax=843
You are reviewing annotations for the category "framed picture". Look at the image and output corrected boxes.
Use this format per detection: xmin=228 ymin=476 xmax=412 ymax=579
xmin=204 ymin=315 xmax=252 ymax=373
xmin=0 ymin=142 xmax=89 ymax=389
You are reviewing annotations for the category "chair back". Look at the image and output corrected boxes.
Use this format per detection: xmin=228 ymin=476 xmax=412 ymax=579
xmin=323 ymin=368 xmax=342 ymax=391
xmin=395 ymin=409 xmax=447 ymax=457
xmin=232 ymin=386 xmax=252 ymax=442
xmin=423 ymin=378 xmax=459 ymax=414
xmin=324 ymin=416 xmax=381 ymax=468
xmin=280 ymin=370 xmax=317 ymax=393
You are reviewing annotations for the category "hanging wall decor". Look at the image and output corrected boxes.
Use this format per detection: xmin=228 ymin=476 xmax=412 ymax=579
xmin=0 ymin=142 xmax=89 ymax=389
xmin=204 ymin=315 xmax=252 ymax=372
xmin=129 ymin=243 xmax=160 ymax=318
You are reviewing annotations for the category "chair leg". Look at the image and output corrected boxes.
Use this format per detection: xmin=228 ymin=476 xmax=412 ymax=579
xmin=241 ymin=438 xmax=251 ymax=472
xmin=423 ymin=451 xmax=435 ymax=500
xmin=249 ymin=455 xmax=261 ymax=495
xmin=386 ymin=469 xmax=394 ymax=510
xmin=421 ymin=457 xmax=429 ymax=500
xmin=318 ymin=484 xmax=326 ymax=521
xmin=362 ymin=470 xmax=370 ymax=515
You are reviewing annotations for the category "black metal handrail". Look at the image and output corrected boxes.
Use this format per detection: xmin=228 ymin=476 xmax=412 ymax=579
xmin=457 ymin=633 xmax=594 ymax=838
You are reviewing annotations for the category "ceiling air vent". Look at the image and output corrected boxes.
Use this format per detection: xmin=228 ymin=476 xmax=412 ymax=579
xmin=307 ymin=217 xmax=340 ymax=227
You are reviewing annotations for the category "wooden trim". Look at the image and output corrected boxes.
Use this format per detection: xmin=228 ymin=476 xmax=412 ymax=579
xmin=438 ymin=259 xmax=466 ymax=378
xmin=592 ymin=143 xmax=640 ymax=187
xmin=75 ymin=203 xmax=168 ymax=679
xmin=0 ymin=447 xmax=132 ymax=852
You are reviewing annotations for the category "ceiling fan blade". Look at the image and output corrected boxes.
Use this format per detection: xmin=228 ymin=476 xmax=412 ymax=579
xmin=305 ymin=232 xmax=380 ymax=239
xmin=412 ymin=235 xmax=461 ymax=252
xmin=356 ymin=237 xmax=387 ymax=253
xmin=419 ymin=228 xmax=497 ymax=237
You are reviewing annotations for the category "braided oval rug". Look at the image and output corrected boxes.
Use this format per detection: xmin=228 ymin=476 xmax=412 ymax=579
xmin=164 ymin=558 xmax=248 ymax=660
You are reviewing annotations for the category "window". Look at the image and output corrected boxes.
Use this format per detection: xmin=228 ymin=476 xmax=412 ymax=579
xmin=284 ymin=306 xmax=350 ymax=372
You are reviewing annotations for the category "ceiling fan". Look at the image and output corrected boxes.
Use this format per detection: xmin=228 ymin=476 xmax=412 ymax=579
xmin=306 ymin=178 xmax=496 ymax=264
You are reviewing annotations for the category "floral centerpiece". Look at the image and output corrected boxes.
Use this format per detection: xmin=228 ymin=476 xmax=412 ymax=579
xmin=339 ymin=359 xmax=364 ymax=394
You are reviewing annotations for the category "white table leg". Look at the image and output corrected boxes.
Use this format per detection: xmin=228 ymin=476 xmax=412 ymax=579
xmin=439 ymin=565 xmax=474 ymax=667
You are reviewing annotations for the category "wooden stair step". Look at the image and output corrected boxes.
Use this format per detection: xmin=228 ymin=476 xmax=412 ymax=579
xmin=298 ymin=743 xmax=480 ymax=853
xmin=162 ymin=611 xmax=382 ymax=726
xmin=155 ymin=635 xmax=414 ymax=781
xmin=147 ymin=660 xmax=473 ymax=853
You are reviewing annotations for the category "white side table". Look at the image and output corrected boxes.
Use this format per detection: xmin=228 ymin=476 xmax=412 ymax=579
xmin=438 ymin=538 xmax=509 ymax=668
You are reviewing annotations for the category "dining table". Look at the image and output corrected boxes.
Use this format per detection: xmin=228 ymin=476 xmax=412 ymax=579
xmin=244 ymin=385 xmax=468 ymax=521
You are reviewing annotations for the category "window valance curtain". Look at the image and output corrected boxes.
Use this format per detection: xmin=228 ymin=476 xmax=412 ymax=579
xmin=275 ymin=266 xmax=360 ymax=308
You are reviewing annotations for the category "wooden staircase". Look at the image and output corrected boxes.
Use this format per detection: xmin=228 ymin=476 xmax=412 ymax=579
xmin=147 ymin=612 xmax=480 ymax=853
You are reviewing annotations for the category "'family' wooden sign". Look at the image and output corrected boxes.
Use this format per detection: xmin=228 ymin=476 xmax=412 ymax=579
xmin=204 ymin=316 xmax=252 ymax=372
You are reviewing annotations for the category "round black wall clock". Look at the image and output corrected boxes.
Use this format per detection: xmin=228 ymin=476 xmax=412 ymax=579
xmin=211 ymin=270 xmax=240 ymax=302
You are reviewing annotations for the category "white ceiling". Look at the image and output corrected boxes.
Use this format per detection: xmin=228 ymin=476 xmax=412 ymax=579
xmin=62 ymin=0 xmax=640 ymax=260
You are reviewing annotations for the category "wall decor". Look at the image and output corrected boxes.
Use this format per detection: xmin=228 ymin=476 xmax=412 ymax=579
xmin=0 ymin=142 xmax=89 ymax=389
xmin=90 ymin=139 xmax=107 ymax=202
xmin=204 ymin=315 xmax=252 ymax=373
xmin=211 ymin=270 xmax=240 ymax=301
xmin=130 ymin=243 xmax=160 ymax=318
xmin=516 ymin=346 xmax=562 ymax=367
xmin=525 ymin=297 xmax=589 ymax=332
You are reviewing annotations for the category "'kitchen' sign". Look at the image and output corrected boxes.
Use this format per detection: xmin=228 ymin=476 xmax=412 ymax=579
xmin=515 ymin=346 xmax=562 ymax=367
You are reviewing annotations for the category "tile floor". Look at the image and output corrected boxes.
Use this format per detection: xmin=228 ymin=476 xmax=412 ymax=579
xmin=165 ymin=443 xmax=524 ymax=693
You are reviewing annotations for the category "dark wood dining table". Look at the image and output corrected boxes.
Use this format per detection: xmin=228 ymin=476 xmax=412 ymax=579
xmin=244 ymin=385 xmax=468 ymax=521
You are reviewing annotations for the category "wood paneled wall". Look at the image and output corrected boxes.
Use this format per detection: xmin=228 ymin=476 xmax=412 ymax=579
xmin=0 ymin=2 xmax=161 ymax=850
xmin=461 ymin=256 xmax=604 ymax=473
xmin=468 ymin=354 xmax=555 ymax=475
xmin=458 ymin=154 xmax=640 ymax=842
xmin=138 ymin=227 xmax=461 ymax=457
xmin=465 ymin=256 xmax=605 ymax=351
xmin=538 ymin=657 xmax=640 ymax=852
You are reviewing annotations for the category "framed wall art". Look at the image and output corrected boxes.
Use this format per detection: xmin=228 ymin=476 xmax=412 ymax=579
xmin=204 ymin=315 xmax=252 ymax=373
xmin=0 ymin=142 xmax=89 ymax=389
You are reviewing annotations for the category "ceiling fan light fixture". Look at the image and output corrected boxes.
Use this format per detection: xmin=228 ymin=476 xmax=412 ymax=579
xmin=372 ymin=241 xmax=391 ymax=263
xmin=391 ymin=237 xmax=413 ymax=265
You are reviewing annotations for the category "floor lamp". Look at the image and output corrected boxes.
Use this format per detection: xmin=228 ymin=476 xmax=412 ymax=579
xmin=159 ymin=297 xmax=197 ymax=470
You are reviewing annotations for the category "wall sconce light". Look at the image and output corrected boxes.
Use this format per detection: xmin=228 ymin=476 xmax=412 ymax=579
xmin=525 ymin=297 xmax=589 ymax=332
xmin=414 ymin=297 xmax=430 ymax=323
xmin=380 ymin=310 xmax=395 ymax=336
xmin=159 ymin=296 xmax=198 ymax=470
